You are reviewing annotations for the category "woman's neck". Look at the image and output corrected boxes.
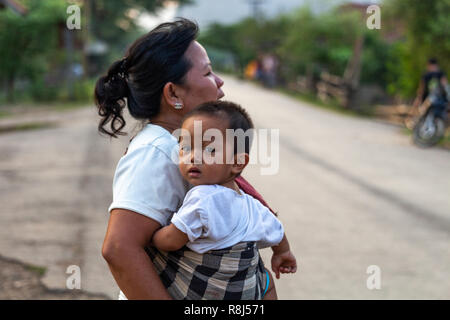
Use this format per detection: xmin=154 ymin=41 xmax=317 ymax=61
xmin=150 ymin=111 xmax=182 ymax=134
xmin=149 ymin=102 xmax=183 ymax=133
xmin=150 ymin=119 xmax=179 ymax=134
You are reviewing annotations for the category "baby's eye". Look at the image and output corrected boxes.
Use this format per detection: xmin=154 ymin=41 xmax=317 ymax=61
xmin=180 ymin=145 xmax=191 ymax=153
xmin=205 ymin=146 xmax=215 ymax=153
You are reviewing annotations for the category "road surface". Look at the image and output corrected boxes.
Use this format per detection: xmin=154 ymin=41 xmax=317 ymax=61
xmin=0 ymin=74 xmax=449 ymax=299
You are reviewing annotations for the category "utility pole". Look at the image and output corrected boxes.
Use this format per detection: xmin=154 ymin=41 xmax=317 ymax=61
xmin=247 ymin=0 xmax=265 ymax=19
xmin=82 ymin=0 xmax=91 ymax=78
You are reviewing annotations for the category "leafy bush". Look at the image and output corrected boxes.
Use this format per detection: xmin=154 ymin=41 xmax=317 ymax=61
xmin=73 ymin=79 xmax=96 ymax=103
xmin=0 ymin=0 xmax=66 ymax=102
xmin=383 ymin=0 xmax=450 ymax=98
xmin=29 ymin=79 xmax=60 ymax=102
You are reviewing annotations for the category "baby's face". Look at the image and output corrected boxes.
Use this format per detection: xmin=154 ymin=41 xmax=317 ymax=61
xmin=179 ymin=115 xmax=235 ymax=186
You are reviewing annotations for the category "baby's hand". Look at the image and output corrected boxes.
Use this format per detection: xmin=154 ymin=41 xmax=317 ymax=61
xmin=271 ymin=250 xmax=297 ymax=279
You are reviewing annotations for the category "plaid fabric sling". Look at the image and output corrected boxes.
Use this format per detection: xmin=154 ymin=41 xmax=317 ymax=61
xmin=145 ymin=241 xmax=267 ymax=300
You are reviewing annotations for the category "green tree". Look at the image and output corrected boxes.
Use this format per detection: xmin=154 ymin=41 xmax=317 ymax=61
xmin=0 ymin=0 xmax=192 ymax=102
xmin=0 ymin=0 xmax=66 ymax=102
xmin=383 ymin=0 xmax=450 ymax=98
xmin=86 ymin=0 xmax=192 ymax=75
xmin=360 ymin=31 xmax=392 ymax=88
xmin=200 ymin=6 xmax=364 ymax=83
xmin=199 ymin=16 xmax=290 ymax=72
xmin=278 ymin=7 xmax=361 ymax=81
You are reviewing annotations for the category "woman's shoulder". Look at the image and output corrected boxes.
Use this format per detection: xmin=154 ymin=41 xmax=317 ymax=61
xmin=125 ymin=124 xmax=178 ymax=161
xmin=114 ymin=124 xmax=182 ymax=178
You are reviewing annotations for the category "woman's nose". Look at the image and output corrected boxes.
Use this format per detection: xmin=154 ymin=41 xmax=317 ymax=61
xmin=215 ymin=74 xmax=224 ymax=88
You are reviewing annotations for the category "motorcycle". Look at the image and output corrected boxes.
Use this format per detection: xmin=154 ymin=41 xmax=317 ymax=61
xmin=412 ymin=93 xmax=448 ymax=148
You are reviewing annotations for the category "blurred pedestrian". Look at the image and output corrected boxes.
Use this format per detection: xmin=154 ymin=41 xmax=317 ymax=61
xmin=261 ymin=54 xmax=278 ymax=88
xmin=407 ymin=58 xmax=449 ymax=125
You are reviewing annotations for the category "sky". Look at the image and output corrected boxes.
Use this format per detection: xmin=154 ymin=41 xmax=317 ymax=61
xmin=138 ymin=0 xmax=381 ymax=31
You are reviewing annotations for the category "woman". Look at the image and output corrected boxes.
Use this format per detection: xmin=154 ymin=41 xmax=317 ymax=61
xmin=97 ymin=19 xmax=280 ymax=299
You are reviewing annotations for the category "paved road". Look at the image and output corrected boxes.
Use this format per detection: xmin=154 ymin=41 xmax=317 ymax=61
xmin=223 ymin=76 xmax=450 ymax=299
xmin=0 ymin=74 xmax=449 ymax=299
xmin=0 ymin=106 xmax=131 ymax=299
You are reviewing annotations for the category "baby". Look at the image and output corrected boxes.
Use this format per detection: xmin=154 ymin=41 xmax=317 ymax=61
xmin=152 ymin=100 xmax=297 ymax=300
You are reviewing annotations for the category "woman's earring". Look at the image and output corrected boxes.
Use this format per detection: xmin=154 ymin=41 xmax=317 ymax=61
xmin=174 ymin=102 xmax=183 ymax=110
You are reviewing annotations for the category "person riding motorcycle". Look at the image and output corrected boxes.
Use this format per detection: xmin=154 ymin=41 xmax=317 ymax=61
xmin=406 ymin=58 xmax=449 ymax=128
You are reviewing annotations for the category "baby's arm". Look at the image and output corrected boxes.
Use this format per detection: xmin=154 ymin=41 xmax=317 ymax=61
xmin=271 ymin=234 xmax=297 ymax=279
xmin=254 ymin=203 xmax=297 ymax=279
xmin=152 ymin=224 xmax=189 ymax=252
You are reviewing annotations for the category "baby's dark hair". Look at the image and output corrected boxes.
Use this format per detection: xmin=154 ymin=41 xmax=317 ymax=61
xmin=182 ymin=100 xmax=254 ymax=154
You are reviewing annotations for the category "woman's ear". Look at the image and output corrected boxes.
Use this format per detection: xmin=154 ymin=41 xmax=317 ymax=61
xmin=162 ymin=82 xmax=183 ymax=109
xmin=231 ymin=153 xmax=249 ymax=176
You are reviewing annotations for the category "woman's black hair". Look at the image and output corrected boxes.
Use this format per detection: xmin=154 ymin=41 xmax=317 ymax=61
xmin=95 ymin=18 xmax=199 ymax=138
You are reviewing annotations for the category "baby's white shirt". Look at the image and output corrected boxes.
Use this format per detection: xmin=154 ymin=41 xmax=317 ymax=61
xmin=171 ymin=184 xmax=284 ymax=254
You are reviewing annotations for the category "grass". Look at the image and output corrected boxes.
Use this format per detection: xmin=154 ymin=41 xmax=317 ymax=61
xmin=0 ymin=100 xmax=90 ymax=134
xmin=47 ymin=100 xmax=93 ymax=111
xmin=0 ymin=122 xmax=56 ymax=134
xmin=0 ymin=111 xmax=9 ymax=119
xmin=0 ymin=101 xmax=91 ymax=118
xmin=219 ymin=71 xmax=376 ymax=119
xmin=0 ymin=78 xmax=96 ymax=116
xmin=402 ymin=127 xmax=413 ymax=136
xmin=24 ymin=264 xmax=47 ymax=277
xmin=439 ymin=132 xmax=450 ymax=148
xmin=277 ymin=87 xmax=375 ymax=118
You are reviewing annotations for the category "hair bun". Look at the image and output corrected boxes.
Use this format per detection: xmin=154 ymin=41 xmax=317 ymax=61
xmin=94 ymin=59 xmax=129 ymax=137
xmin=106 ymin=59 xmax=129 ymax=97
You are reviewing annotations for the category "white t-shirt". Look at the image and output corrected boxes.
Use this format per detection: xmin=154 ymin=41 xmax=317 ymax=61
xmin=171 ymin=184 xmax=284 ymax=254
xmin=108 ymin=123 xmax=189 ymax=226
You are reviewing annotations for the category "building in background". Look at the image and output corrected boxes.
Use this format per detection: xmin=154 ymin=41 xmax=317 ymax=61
xmin=0 ymin=0 xmax=27 ymax=16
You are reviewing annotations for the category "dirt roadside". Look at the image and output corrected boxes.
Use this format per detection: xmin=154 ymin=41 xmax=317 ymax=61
xmin=0 ymin=254 xmax=109 ymax=300
xmin=0 ymin=105 xmax=129 ymax=300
